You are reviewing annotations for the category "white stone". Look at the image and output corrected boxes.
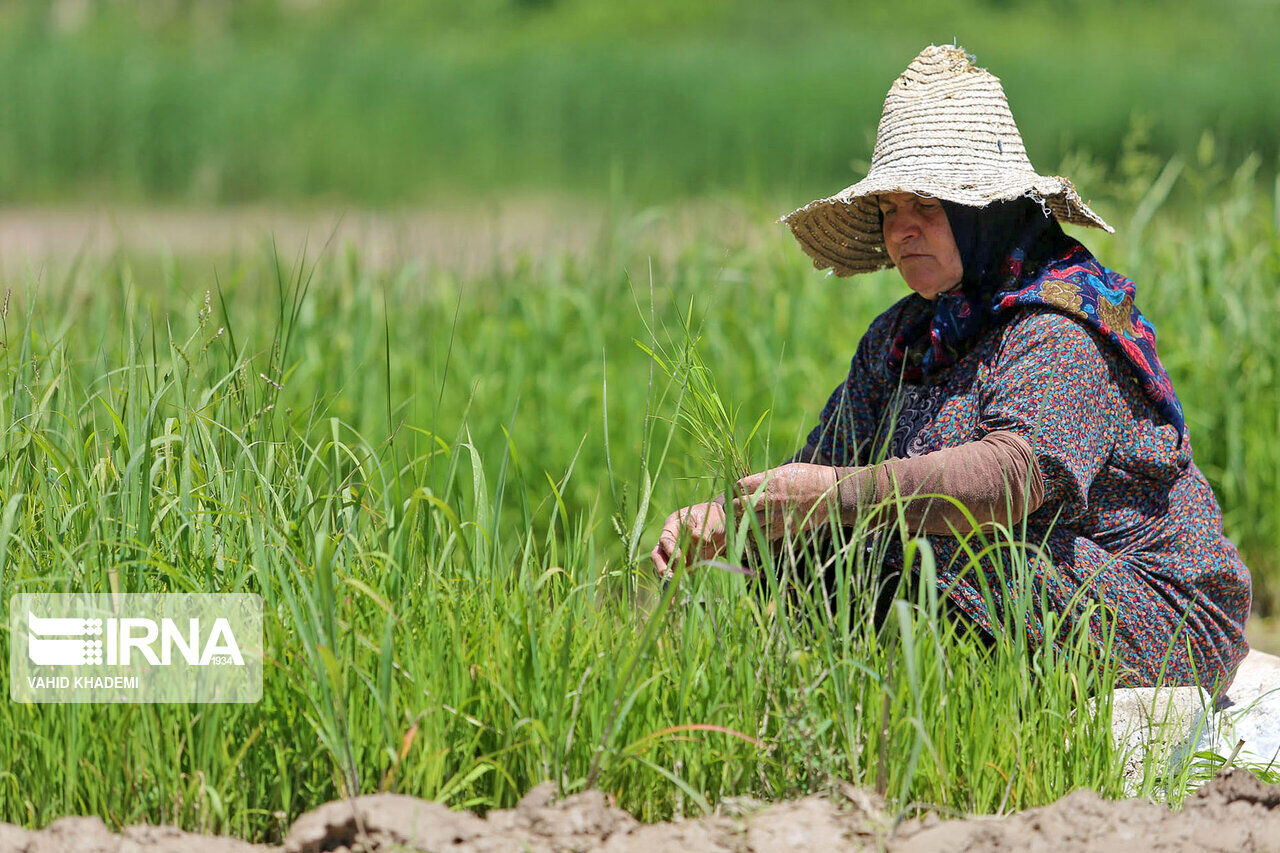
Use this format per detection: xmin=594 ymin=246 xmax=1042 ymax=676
xmin=1109 ymin=685 xmax=1215 ymax=790
xmin=1109 ymin=649 xmax=1280 ymax=791
xmin=1204 ymin=648 xmax=1280 ymax=767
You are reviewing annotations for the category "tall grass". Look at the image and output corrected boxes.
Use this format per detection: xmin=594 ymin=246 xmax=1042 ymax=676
xmin=0 ymin=161 xmax=1276 ymax=838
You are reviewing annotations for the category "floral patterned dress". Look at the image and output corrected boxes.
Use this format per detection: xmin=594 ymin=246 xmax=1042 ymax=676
xmin=803 ymin=297 xmax=1252 ymax=689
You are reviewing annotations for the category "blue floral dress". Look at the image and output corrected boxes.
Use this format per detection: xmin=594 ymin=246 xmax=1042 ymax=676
xmin=804 ymin=297 xmax=1252 ymax=689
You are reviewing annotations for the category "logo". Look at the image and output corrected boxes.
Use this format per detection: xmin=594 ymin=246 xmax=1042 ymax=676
xmin=26 ymin=614 xmax=104 ymax=666
xmin=10 ymin=593 xmax=262 ymax=704
xmin=27 ymin=613 xmax=244 ymax=667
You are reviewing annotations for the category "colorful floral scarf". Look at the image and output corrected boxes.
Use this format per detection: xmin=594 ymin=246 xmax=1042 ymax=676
xmin=886 ymin=201 xmax=1185 ymax=435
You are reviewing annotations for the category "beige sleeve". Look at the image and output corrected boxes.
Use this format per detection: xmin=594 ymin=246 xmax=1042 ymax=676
xmin=831 ymin=430 xmax=1045 ymax=535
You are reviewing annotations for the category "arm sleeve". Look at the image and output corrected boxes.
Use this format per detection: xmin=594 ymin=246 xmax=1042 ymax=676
xmin=974 ymin=312 xmax=1118 ymax=520
xmin=826 ymin=311 xmax=1116 ymax=535
xmin=831 ymin=430 xmax=1045 ymax=534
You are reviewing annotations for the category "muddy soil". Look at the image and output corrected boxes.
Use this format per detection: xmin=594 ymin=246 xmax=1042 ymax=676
xmin=3 ymin=769 xmax=1279 ymax=853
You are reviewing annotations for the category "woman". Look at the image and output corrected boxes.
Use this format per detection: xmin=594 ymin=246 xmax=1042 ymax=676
xmin=649 ymin=45 xmax=1251 ymax=690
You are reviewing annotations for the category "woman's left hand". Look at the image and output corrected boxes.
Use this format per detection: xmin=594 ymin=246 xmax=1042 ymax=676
xmin=732 ymin=463 xmax=839 ymax=540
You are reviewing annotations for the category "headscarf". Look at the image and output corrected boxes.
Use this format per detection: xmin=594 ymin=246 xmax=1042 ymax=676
xmin=885 ymin=198 xmax=1185 ymax=435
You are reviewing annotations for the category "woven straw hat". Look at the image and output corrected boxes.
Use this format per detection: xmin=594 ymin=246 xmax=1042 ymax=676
xmin=782 ymin=45 xmax=1112 ymax=277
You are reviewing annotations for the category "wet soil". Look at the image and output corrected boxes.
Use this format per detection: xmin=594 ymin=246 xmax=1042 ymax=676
xmin=3 ymin=769 xmax=1279 ymax=852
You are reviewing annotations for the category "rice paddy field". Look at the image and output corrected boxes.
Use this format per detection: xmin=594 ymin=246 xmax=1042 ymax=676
xmin=2 ymin=0 xmax=1280 ymax=846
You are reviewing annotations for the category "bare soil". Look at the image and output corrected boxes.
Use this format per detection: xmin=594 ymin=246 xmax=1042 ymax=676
xmin=4 ymin=769 xmax=1279 ymax=853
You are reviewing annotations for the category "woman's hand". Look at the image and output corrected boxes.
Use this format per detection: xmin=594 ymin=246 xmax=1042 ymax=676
xmin=733 ymin=463 xmax=839 ymax=540
xmin=650 ymin=501 xmax=728 ymax=578
xmin=649 ymin=463 xmax=839 ymax=578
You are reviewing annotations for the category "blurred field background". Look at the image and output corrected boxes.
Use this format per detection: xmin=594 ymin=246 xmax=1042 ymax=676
xmin=2 ymin=0 xmax=1280 ymax=839
xmin=2 ymin=0 xmax=1279 ymax=205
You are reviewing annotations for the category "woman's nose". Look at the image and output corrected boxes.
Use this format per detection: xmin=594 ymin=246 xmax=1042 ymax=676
xmin=886 ymin=211 xmax=923 ymax=245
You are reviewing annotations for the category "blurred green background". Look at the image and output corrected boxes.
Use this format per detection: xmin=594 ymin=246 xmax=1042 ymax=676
xmin=2 ymin=0 xmax=1277 ymax=206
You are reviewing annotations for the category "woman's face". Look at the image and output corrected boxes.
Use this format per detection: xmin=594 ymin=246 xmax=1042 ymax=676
xmin=878 ymin=192 xmax=964 ymax=299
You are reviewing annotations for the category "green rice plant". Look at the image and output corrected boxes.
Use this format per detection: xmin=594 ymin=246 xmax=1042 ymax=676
xmin=0 ymin=166 xmax=1275 ymax=838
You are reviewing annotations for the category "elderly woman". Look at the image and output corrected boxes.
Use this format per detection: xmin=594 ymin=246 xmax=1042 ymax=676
xmin=649 ymin=46 xmax=1251 ymax=690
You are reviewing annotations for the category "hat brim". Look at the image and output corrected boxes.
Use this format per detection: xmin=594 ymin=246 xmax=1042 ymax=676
xmin=782 ymin=172 xmax=1114 ymax=277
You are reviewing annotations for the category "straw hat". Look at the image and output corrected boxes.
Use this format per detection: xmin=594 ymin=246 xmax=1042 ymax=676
xmin=782 ymin=45 xmax=1112 ymax=277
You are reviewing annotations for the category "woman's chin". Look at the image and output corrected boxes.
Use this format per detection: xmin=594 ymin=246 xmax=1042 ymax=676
xmin=905 ymin=279 xmax=956 ymax=300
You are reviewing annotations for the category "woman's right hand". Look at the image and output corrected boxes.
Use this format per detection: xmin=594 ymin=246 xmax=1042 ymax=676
xmin=650 ymin=501 xmax=728 ymax=579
